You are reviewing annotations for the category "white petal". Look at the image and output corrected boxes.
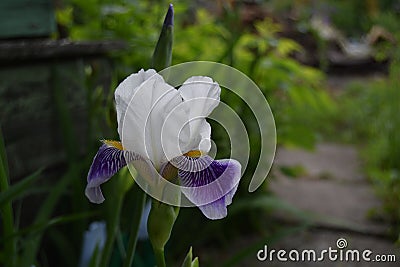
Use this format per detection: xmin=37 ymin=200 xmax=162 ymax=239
xmin=121 ymin=77 xmax=190 ymax=168
xmin=198 ymin=121 xmax=211 ymax=152
xmin=115 ymin=69 xmax=161 ymax=137
xmin=179 ymin=76 xmax=220 ymax=116
xmin=178 ymin=76 xmax=221 ymax=152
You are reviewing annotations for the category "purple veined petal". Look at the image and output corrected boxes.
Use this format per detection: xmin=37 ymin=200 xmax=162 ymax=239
xmin=85 ymin=140 xmax=140 ymax=204
xmin=198 ymin=184 xmax=239 ymax=220
xmin=175 ymin=155 xmax=241 ymax=220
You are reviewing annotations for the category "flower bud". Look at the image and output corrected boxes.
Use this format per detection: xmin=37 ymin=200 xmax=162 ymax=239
xmin=147 ymin=199 xmax=179 ymax=250
xmin=151 ymin=4 xmax=174 ymax=71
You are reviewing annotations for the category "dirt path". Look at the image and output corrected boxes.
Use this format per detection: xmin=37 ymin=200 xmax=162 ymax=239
xmin=262 ymin=143 xmax=399 ymax=266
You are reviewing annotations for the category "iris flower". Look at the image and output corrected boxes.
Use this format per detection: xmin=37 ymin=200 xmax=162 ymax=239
xmin=86 ymin=69 xmax=241 ymax=219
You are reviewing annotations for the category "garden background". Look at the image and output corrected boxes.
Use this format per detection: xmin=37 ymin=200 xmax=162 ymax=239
xmin=1 ymin=0 xmax=400 ymax=266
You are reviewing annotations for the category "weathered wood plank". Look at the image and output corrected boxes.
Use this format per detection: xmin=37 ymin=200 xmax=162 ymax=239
xmin=0 ymin=58 xmax=114 ymax=179
xmin=0 ymin=0 xmax=56 ymax=38
xmin=0 ymin=40 xmax=127 ymax=63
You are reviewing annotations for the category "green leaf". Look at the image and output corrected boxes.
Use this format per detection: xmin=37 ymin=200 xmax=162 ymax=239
xmin=0 ymin=168 xmax=42 ymax=206
xmin=182 ymin=247 xmax=199 ymax=267
xmin=0 ymin=125 xmax=16 ymax=267
xmin=19 ymin=168 xmax=72 ymax=266
xmin=192 ymin=257 xmax=199 ymax=267
xmin=88 ymin=244 xmax=101 ymax=267
xmin=2 ymin=211 xmax=97 ymax=243
xmin=151 ymin=4 xmax=174 ymax=71
xmin=181 ymin=247 xmax=193 ymax=267
xmin=0 ymin=124 xmax=8 ymax=178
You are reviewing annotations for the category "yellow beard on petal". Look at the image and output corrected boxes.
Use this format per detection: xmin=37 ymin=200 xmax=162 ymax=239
xmin=184 ymin=150 xmax=202 ymax=158
xmin=103 ymin=140 xmax=124 ymax=150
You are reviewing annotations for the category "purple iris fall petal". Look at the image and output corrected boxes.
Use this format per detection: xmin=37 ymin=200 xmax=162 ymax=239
xmin=198 ymin=184 xmax=239 ymax=220
xmin=175 ymin=155 xmax=241 ymax=220
xmin=86 ymin=141 xmax=138 ymax=203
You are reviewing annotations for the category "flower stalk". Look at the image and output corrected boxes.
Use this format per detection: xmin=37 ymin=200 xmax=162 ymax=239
xmin=148 ymin=200 xmax=179 ymax=267
xmin=99 ymin=168 xmax=133 ymax=267
xmin=122 ymin=182 xmax=146 ymax=267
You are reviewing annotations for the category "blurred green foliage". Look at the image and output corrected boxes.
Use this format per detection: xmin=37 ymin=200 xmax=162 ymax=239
xmin=58 ymin=0 xmax=336 ymax=178
xmin=4 ymin=0 xmax=379 ymax=266
xmin=267 ymin=0 xmax=400 ymax=37
xmin=339 ymin=57 xmax=400 ymax=238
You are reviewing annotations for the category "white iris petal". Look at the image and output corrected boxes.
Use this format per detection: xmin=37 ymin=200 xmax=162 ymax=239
xmin=121 ymin=75 xmax=188 ymax=169
xmin=118 ymin=71 xmax=221 ymax=168
xmin=115 ymin=69 xmax=160 ymax=137
xmin=178 ymin=76 xmax=220 ymax=153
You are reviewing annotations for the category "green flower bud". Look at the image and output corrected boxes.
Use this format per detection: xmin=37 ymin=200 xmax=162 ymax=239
xmin=151 ymin=4 xmax=174 ymax=71
xmin=147 ymin=200 xmax=179 ymax=250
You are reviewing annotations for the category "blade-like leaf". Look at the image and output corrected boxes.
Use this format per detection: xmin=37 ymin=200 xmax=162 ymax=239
xmin=181 ymin=247 xmax=193 ymax=267
xmin=192 ymin=257 xmax=199 ymax=267
xmin=20 ymin=168 xmax=72 ymax=266
xmin=2 ymin=211 xmax=98 ymax=242
xmin=0 ymin=124 xmax=8 ymax=178
xmin=0 ymin=125 xmax=16 ymax=267
xmin=0 ymin=168 xmax=42 ymax=206
xmin=151 ymin=4 xmax=174 ymax=71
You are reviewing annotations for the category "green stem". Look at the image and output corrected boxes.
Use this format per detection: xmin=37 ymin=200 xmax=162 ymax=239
xmin=122 ymin=184 xmax=146 ymax=267
xmin=0 ymin=127 xmax=16 ymax=267
xmin=99 ymin=194 xmax=124 ymax=267
xmin=154 ymin=247 xmax=166 ymax=267
xmin=98 ymin=168 xmax=134 ymax=267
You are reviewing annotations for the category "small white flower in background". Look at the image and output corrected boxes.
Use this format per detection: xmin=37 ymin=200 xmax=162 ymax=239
xmin=79 ymin=221 xmax=107 ymax=267
xmin=138 ymin=201 xmax=151 ymax=240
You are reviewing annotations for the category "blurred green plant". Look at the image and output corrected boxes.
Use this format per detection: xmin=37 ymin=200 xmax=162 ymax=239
xmin=59 ymin=0 xmax=336 ymax=148
xmin=339 ymin=57 xmax=400 ymax=238
xmin=57 ymin=0 xmax=178 ymax=76
xmin=174 ymin=5 xmax=337 ymax=152
xmin=267 ymin=0 xmax=400 ymax=38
